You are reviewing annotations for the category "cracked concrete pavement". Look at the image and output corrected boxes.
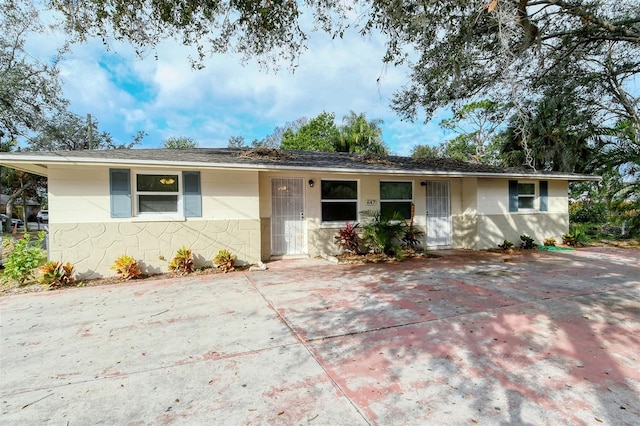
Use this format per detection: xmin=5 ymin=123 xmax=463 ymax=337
xmin=1 ymin=247 xmax=639 ymax=425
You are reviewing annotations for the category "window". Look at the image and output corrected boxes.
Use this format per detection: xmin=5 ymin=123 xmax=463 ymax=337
xmin=380 ymin=181 xmax=413 ymax=219
xmin=135 ymin=173 xmax=181 ymax=214
xmin=509 ymin=180 xmax=547 ymax=212
xmin=110 ymin=170 xmax=201 ymax=218
xmin=517 ymin=183 xmax=535 ymax=209
xmin=321 ymin=180 xmax=358 ymax=222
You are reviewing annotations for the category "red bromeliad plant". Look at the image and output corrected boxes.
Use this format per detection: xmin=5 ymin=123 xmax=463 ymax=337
xmin=335 ymin=222 xmax=361 ymax=254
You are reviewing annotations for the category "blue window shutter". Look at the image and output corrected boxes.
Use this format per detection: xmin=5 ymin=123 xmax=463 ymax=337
xmin=110 ymin=169 xmax=131 ymax=218
xmin=539 ymin=180 xmax=548 ymax=212
xmin=508 ymin=180 xmax=518 ymax=212
xmin=183 ymin=171 xmax=201 ymax=217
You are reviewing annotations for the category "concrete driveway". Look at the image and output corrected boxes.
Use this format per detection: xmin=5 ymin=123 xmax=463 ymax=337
xmin=1 ymin=247 xmax=639 ymax=425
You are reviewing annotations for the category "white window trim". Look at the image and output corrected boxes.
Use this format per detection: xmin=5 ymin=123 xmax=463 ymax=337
xmin=517 ymin=181 xmax=537 ymax=212
xmin=134 ymin=170 xmax=184 ymax=217
xmin=320 ymin=179 xmax=359 ymax=226
xmin=380 ymin=180 xmax=414 ymax=220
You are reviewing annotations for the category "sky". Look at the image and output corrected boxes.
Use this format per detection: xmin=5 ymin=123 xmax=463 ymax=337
xmin=26 ymin=8 xmax=454 ymax=156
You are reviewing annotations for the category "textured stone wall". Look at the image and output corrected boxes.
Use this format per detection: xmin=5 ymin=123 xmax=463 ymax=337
xmin=48 ymin=219 xmax=261 ymax=279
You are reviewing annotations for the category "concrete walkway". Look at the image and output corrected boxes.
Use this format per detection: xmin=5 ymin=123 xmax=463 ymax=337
xmin=1 ymin=248 xmax=639 ymax=425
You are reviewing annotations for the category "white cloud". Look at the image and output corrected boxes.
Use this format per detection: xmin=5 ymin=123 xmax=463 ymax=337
xmin=27 ymin=7 xmax=449 ymax=153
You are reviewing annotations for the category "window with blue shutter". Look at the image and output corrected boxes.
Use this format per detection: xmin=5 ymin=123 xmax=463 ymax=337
xmin=183 ymin=171 xmax=202 ymax=217
xmin=539 ymin=181 xmax=548 ymax=212
xmin=110 ymin=169 xmax=131 ymax=218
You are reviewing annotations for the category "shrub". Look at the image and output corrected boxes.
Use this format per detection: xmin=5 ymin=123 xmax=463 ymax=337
xmin=213 ymin=249 xmax=236 ymax=273
xmin=361 ymin=210 xmax=406 ymax=258
xmin=401 ymin=216 xmax=424 ymax=250
xmin=520 ymin=235 xmax=536 ymax=249
xmin=543 ymin=237 xmax=557 ymax=247
xmin=569 ymin=201 xmax=607 ymax=224
xmin=335 ymin=222 xmax=361 ymax=254
xmin=169 ymin=246 xmax=194 ymax=275
xmin=111 ymin=255 xmax=142 ymax=280
xmin=563 ymin=225 xmax=589 ymax=247
xmin=2 ymin=231 xmax=46 ymax=284
xmin=498 ymin=239 xmax=514 ymax=251
xmin=38 ymin=261 xmax=75 ymax=288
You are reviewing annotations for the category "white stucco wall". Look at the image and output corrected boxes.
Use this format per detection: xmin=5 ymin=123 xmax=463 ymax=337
xmin=475 ymin=178 xmax=569 ymax=249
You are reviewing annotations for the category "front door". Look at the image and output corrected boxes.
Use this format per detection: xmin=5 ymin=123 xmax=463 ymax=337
xmin=425 ymin=181 xmax=452 ymax=247
xmin=271 ymin=178 xmax=306 ymax=255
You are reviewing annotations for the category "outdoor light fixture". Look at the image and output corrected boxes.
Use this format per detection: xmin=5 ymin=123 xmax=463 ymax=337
xmin=420 ymin=181 xmax=427 ymax=186
xmin=308 ymin=179 xmax=315 ymax=187
xmin=159 ymin=177 xmax=176 ymax=185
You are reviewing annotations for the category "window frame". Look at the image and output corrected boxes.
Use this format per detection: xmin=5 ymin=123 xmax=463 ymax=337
xmin=379 ymin=180 xmax=414 ymax=220
xmin=320 ymin=179 xmax=359 ymax=224
xmin=517 ymin=181 xmax=536 ymax=211
xmin=133 ymin=171 xmax=183 ymax=216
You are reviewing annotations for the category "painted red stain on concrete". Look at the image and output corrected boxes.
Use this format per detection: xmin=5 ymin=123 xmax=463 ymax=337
xmin=253 ymin=248 xmax=640 ymax=424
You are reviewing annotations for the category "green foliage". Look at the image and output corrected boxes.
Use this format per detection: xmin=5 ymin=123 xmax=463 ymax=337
xmin=336 ymin=111 xmax=388 ymax=155
xmin=499 ymin=92 xmax=596 ymax=172
xmin=411 ymin=144 xmax=440 ymax=159
xmin=1 ymin=1 xmax=66 ymax=141
xmin=38 ymin=261 xmax=75 ymax=288
xmin=280 ymin=112 xmax=338 ymax=152
xmin=543 ymin=238 xmax=557 ymax=247
xmin=227 ymin=136 xmax=246 ymax=148
xmin=569 ymin=201 xmax=607 ymax=224
xmin=519 ymin=235 xmax=536 ymax=250
xmin=335 ymin=222 xmax=361 ymax=254
xmin=213 ymin=249 xmax=236 ymax=273
xmin=111 ymin=255 xmax=142 ymax=280
xmin=2 ymin=232 xmax=46 ymax=284
xmin=498 ymin=240 xmax=514 ymax=251
xmin=29 ymin=111 xmax=144 ymax=151
xmin=163 ymin=136 xmax=198 ymax=149
xmin=438 ymin=100 xmax=506 ymax=164
xmin=563 ymin=225 xmax=590 ymax=247
xmin=361 ymin=210 xmax=406 ymax=258
xmin=401 ymin=221 xmax=424 ymax=250
xmin=168 ymin=246 xmax=194 ymax=275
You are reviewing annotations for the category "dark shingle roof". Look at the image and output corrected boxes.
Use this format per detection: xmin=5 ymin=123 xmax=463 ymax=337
xmin=0 ymin=147 xmax=597 ymax=179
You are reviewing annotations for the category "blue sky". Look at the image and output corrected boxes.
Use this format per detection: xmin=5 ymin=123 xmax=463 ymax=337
xmin=27 ymin=11 xmax=454 ymax=156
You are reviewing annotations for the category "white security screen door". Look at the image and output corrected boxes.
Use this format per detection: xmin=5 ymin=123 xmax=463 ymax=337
xmin=425 ymin=181 xmax=452 ymax=247
xmin=271 ymin=178 xmax=306 ymax=255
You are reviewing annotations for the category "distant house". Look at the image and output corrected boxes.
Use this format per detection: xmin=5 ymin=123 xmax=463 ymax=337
xmin=0 ymin=148 xmax=598 ymax=278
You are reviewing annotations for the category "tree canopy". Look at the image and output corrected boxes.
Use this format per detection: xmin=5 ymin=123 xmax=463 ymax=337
xmin=29 ymin=112 xmax=144 ymax=151
xmin=1 ymin=0 xmax=67 ymax=142
xmin=49 ymin=1 xmax=639 ymax=125
xmin=278 ymin=111 xmax=388 ymax=154
xmin=163 ymin=136 xmax=198 ymax=149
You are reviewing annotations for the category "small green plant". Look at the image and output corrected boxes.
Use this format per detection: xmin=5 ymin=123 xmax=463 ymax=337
xmin=520 ymin=235 xmax=536 ymax=249
xmin=213 ymin=249 xmax=236 ymax=273
xmin=111 ymin=255 xmax=142 ymax=280
xmin=361 ymin=210 xmax=406 ymax=258
xmin=335 ymin=222 xmax=361 ymax=254
xmin=2 ymin=231 xmax=46 ymax=284
xmin=38 ymin=261 xmax=75 ymax=288
xmin=498 ymin=239 xmax=514 ymax=251
xmin=168 ymin=246 xmax=194 ymax=275
xmin=543 ymin=237 xmax=557 ymax=247
xmin=401 ymin=221 xmax=424 ymax=250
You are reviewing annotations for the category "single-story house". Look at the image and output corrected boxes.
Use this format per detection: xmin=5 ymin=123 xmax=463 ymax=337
xmin=0 ymin=148 xmax=598 ymax=278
